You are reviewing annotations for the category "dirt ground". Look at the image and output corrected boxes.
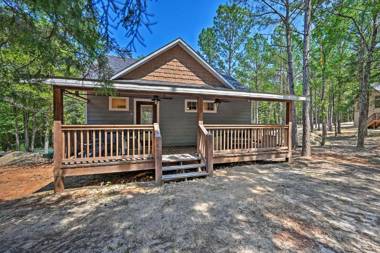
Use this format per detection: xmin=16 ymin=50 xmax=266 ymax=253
xmin=0 ymin=128 xmax=379 ymax=252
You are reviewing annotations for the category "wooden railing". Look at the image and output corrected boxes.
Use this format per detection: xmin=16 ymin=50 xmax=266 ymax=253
xmin=198 ymin=122 xmax=213 ymax=175
xmin=368 ymin=113 xmax=380 ymax=122
xmin=60 ymin=124 xmax=154 ymax=164
xmin=153 ymin=123 xmax=162 ymax=184
xmin=204 ymin=124 xmax=289 ymax=153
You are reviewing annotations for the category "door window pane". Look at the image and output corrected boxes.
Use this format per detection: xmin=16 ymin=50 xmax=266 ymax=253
xmin=141 ymin=105 xmax=153 ymax=124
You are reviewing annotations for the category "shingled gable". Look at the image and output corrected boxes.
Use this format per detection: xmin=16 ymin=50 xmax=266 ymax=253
xmin=110 ymin=38 xmax=236 ymax=89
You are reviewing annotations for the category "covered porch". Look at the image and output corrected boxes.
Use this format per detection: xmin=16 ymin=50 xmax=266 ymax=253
xmin=50 ymin=78 xmax=303 ymax=192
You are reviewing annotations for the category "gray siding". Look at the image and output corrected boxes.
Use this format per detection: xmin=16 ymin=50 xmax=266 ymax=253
xmin=159 ymin=98 xmax=251 ymax=146
xmin=159 ymin=98 xmax=197 ymax=146
xmin=87 ymin=95 xmax=252 ymax=146
xmin=87 ymin=95 xmax=134 ymax=124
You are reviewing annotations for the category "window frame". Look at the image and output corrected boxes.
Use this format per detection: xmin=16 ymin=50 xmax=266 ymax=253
xmin=184 ymin=99 xmax=217 ymax=113
xmin=375 ymin=95 xmax=380 ymax=108
xmin=108 ymin=97 xmax=130 ymax=111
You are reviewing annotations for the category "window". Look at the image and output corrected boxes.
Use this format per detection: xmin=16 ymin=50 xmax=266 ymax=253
xmin=185 ymin=99 xmax=217 ymax=113
xmin=375 ymin=96 xmax=380 ymax=108
xmin=109 ymin=97 xmax=129 ymax=111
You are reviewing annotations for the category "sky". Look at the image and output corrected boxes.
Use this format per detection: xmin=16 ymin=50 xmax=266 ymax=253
xmin=114 ymin=0 xmax=228 ymax=58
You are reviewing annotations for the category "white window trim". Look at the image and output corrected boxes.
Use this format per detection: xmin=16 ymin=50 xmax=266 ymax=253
xmin=133 ymin=98 xmax=160 ymax=124
xmin=184 ymin=99 xmax=217 ymax=113
xmin=109 ymin=97 xmax=130 ymax=111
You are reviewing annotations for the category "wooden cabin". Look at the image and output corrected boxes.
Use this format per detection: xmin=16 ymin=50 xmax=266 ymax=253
xmin=354 ymin=84 xmax=380 ymax=128
xmin=46 ymin=39 xmax=306 ymax=192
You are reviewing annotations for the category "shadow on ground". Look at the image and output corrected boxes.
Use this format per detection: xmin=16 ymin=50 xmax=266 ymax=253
xmin=0 ymin=131 xmax=379 ymax=252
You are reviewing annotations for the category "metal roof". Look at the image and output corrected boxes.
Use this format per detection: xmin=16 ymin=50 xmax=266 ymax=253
xmin=44 ymin=78 xmax=307 ymax=102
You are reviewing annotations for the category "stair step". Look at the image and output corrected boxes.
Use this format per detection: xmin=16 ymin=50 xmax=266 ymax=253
xmin=162 ymin=171 xmax=208 ymax=181
xmin=162 ymin=163 xmax=205 ymax=172
xmin=162 ymin=154 xmax=200 ymax=163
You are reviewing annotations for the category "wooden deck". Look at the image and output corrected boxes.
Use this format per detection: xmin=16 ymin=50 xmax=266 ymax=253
xmin=54 ymin=123 xmax=289 ymax=170
xmin=52 ymin=87 xmax=294 ymax=192
xmin=52 ymin=122 xmax=292 ymax=192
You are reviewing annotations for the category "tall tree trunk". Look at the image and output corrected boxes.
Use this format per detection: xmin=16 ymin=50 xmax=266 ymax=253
xmin=321 ymin=115 xmax=327 ymax=146
xmin=316 ymin=106 xmax=320 ymax=130
xmin=23 ymin=112 xmax=30 ymax=152
xmin=320 ymin=44 xmax=327 ymax=146
xmin=13 ymin=107 xmax=20 ymax=151
xmin=301 ymin=0 xmax=312 ymax=156
xmin=285 ymin=22 xmax=297 ymax=148
xmin=337 ymin=113 xmax=341 ymax=134
xmin=30 ymin=114 xmax=37 ymax=152
xmin=310 ymin=86 xmax=314 ymax=132
xmin=44 ymin=121 xmax=50 ymax=154
xmin=357 ymin=14 xmax=378 ymax=148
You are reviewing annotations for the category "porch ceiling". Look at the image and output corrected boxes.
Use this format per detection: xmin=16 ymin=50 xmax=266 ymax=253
xmin=44 ymin=78 xmax=307 ymax=102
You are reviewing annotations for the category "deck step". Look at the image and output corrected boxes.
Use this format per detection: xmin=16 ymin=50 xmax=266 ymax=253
xmin=162 ymin=154 xmax=200 ymax=163
xmin=162 ymin=171 xmax=208 ymax=181
xmin=162 ymin=163 xmax=205 ymax=172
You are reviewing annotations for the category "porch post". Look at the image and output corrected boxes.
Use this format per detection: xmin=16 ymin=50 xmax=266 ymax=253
xmin=286 ymin=101 xmax=293 ymax=163
xmin=53 ymin=86 xmax=64 ymax=193
xmin=197 ymin=97 xmax=204 ymax=152
xmin=153 ymin=123 xmax=162 ymax=184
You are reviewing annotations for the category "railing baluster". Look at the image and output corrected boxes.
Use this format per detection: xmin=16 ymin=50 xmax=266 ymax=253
xmin=105 ymin=130 xmax=108 ymax=159
xmin=143 ymin=130 xmax=146 ymax=157
xmin=67 ymin=131 xmax=71 ymax=159
xmin=86 ymin=130 xmax=89 ymax=158
xmin=99 ymin=130 xmax=102 ymax=158
xmin=74 ymin=131 xmax=77 ymax=159
xmin=93 ymin=130 xmax=96 ymax=158
xmin=132 ymin=130 xmax=135 ymax=158
xmin=80 ymin=131 xmax=83 ymax=158
xmin=110 ymin=130 xmax=113 ymax=158
xmin=148 ymin=130 xmax=151 ymax=155
xmin=62 ymin=131 xmax=66 ymax=160
xmin=116 ymin=130 xmax=119 ymax=158
xmin=126 ymin=130 xmax=130 ymax=158
xmin=121 ymin=130 xmax=125 ymax=157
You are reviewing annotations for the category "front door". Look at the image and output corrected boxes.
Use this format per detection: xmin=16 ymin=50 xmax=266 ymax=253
xmin=136 ymin=101 xmax=157 ymax=124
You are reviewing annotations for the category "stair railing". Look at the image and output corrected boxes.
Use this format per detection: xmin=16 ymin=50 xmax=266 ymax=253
xmin=198 ymin=121 xmax=213 ymax=176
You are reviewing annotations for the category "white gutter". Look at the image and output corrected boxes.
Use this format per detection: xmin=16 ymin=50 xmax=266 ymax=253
xmin=44 ymin=78 xmax=308 ymax=102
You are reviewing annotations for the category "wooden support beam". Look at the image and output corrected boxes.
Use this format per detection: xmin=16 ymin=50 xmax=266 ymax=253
xmin=153 ymin=123 xmax=162 ymax=184
xmin=53 ymin=87 xmax=64 ymax=192
xmin=53 ymin=86 xmax=64 ymax=123
xmin=197 ymin=97 xmax=204 ymax=122
xmin=206 ymin=133 xmax=213 ymax=176
xmin=286 ymin=101 xmax=293 ymax=163
xmin=53 ymin=121 xmax=64 ymax=193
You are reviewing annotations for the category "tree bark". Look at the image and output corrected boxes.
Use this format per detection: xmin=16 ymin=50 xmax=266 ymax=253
xmin=301 ymin=0 xmax=312 ymax=157
xmin=321 ymin=116 xmax=327 ymax=146
xmin=13 ymin=107 xmax=20 ymax=151
xmin=337 ymin=113 xmax=341 ymax=134
xmin=310 ymin=86 xmax=314 ymax=132
xmin=357 ymin=12 xmax=378 ymax=148
xmin=327 ymin=92 xmax=333 ymax=131
xmin=285 ymin=22 xmax=297 ymax=148
xmin=30 ymin=112 xmax=38 ymax=152
xmin=320 ymin=44 xmax=327 ymax=146
xmin=44 ymin=119 xmax=50 ymax=154
xmin=23 ymin=112 xmax=30 ymax=152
